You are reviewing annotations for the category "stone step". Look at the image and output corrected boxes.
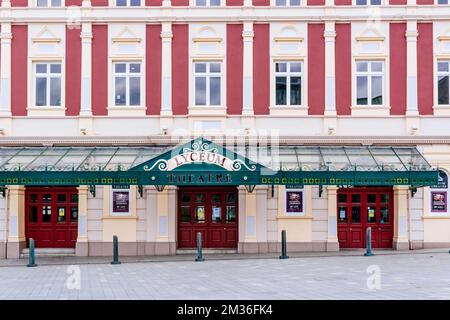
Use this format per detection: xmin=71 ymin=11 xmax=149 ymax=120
xmin=176 ymin=249 xmax=237 ymax=255
xmin=20 ymin=248 xmax=76 ymax=259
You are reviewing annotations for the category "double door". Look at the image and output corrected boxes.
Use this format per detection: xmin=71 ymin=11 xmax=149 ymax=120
xmin=25 ymin=187 xmax=79 ymax=248
xmin=337 ymin=188 xmax=393 ymax=249
xmin=178 ymin=187 xmax=238 ymax=249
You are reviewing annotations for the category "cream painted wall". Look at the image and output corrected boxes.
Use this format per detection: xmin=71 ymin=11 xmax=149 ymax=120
xmin=424 ymin=218 xmax=450 ymax=243
xmin=266 ymin=186 xmax=278 ymax=243
xmin=86 ymin=186 xmax=104 ymax=242
xmin=311 ymin=186 xmax=328 ymax=242
xmin=102 ymin=186 xmax=137 ymax=242
xmin=136 ymin=193 xmax=147 ymax=242
xmin=409 ymin=187 xmax=424 ymax=243
xmin=276 ymin=185 xmax=313 ymax=242
xmin=0 ymin=196 xmax=6 ymax=242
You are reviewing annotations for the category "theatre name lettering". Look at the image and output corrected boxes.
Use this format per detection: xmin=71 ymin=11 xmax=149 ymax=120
xmin=167 ymin=173 xmax=232 ymax=184
xmin=144 ymin=143 xmax=257 ymax=174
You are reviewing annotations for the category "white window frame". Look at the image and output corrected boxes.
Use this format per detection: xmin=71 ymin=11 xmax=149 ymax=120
xmin=273 ymin=0 xmax=302 ymax=6
xmin=193 ymin=61 xmax=223 ymax=107
xmin=33 ymin=62 xmax=63 ymax=108
xmin=274 ymin=61 xmax=303 ymax=107
xmin=112 ymin=61 xmax=143 ymax=107
xmin=193 ymin=0 xmax=222 ymax=6
xmin=35 ymin=0 xmax=64 ymax=6
xmin=113 ymin=0 xmax=143 ymax=6
xmin=355 ymin=60 xmax=385 ymax=107
xmin=437 ymin=60 xmax=450 ymax=106
xmin=353 ymin=0 xmax=383 ymax=5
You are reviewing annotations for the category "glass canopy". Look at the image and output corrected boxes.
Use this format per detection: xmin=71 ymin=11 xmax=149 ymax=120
xmin=242 ymin=146 xmax=433 ymax=172
xmin=0 ymin=145 xmax=433 ymax=172
xmin=0 ymin=147 xmax=172 ymax=172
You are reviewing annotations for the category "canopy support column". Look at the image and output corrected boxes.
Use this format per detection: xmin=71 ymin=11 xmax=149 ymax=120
xmin=6 ymin=185 xmax=25 ymax=259
xmin=326 ymin=186 xmax=339 ymax=252
xmin=393 ymin=185 xmax=410 ymax=250
xmin=75 ymin=186 xmax=89 ymax=256
xmin=238 ymin=186 xmax=257 ymax=253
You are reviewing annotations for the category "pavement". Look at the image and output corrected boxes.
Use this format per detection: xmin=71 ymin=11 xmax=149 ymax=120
xmin=1 ymin=249 xmax=450 ymax=299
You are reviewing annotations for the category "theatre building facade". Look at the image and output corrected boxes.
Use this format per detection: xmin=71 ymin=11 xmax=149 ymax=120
xmin=0 ymin=0 xmax=450 ymax=259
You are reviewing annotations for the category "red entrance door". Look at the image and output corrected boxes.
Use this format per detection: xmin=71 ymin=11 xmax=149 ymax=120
xmin=337 ymin=188 xmax=394 ymax=249
xmin=25 ymin=187 xmax=79 ymax=248
xmin=178 ymin=187 xmax=238 ymax=249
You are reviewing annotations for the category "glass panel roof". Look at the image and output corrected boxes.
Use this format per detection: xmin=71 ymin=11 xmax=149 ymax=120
xmin=0 ymin=145 xmax=433 ymax=172
xmin=235 ymin=146 xmax=433 ymax=172
xmin=0 ymin=147 xmax=172 ymax=172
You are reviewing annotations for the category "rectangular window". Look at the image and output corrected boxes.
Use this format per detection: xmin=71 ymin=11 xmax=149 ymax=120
xmin=113 ymin=62 xmax=142 ymax=107
xmin=195 ymin=0 xmax=221 ymax=5
xmin=275 ymin=61 xmax=302 ymax=106
xmin=438 ymin=61 xmax=450 ymax=105
xmin=37 ymin=0 xmax=62 ymax=6
xmin=194 ymin=62 xmax=222 ymax=106
xmin=355 ymin=61 xmax=384 ymax=106
xmin=116 ymin=0 xmax=142 ymax=6
xmin=437 ymin=0 xmax=449 ymax=4
xmin=34 ymin=62 xmax=62 ymax=107
xmin=356 ymin=0 xmax=381 ymax=4
xmin=275 ymin=0 xmax=301 ymax=5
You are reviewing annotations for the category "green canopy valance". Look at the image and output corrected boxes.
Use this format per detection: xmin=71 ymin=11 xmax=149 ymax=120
xmin=0 ymin=138 xmax=438 ymax=187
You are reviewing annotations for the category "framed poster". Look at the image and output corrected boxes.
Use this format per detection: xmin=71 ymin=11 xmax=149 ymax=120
xmin=431 ymin=191 xmax=447 ymax=213
xmin=110 ymin=186 xmax=131 ymax=216
xmin=285 ymin=189 xmax=303 ymax=215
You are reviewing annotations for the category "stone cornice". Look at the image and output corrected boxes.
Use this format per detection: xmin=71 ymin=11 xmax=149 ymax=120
xmin=1 ymin=136 xmax=450 ymax=147
xmin=1 ymin=6 xmax=450 ymax=24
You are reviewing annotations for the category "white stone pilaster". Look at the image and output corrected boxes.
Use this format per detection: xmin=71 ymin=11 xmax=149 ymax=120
xmin=79 ymin=21 xmax=93 ymax=135
xmin=6 ymin=186 xmax=25 ymax=259
xmin=324 ymin=21 xmax=336 ymax=116
xmin=0 ymin=23 xmax=12 ymax=117
xmin=80 ymin=23 xmax=93 ymax=116
xmin=326 ymin=186 xmax=339 ymax=251
xmin=406 ymin=20 xmax=419 ymax=116
xmin=393 ymin=185 xmax=410 ymax=250
xmin=161 ymin=22 xmax=173 ymax=116
xmin=1 ymin=0 xmax=11 ymax=8
xmin=242 ymin=22 xmax=254 ymax=116
xmin=75 ymin=186 xmax=89 ymax=256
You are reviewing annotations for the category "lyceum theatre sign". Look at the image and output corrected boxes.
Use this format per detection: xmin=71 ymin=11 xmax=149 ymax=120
xmin=143 ymin=142 xmax=257 ymax=172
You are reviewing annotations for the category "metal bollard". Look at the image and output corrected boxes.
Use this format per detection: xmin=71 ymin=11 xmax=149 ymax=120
xmin=111 ymin=235 xmax=121 ymax=265
xmin=27 ymin=238 xmax=37 ymax=267
xmin=364 ymin=227 xmax=373 ymax=256
xmin=195 ymin=232 xmax=205 ymax=262
xmin=279 ymin=230 xmax=289 ymax=259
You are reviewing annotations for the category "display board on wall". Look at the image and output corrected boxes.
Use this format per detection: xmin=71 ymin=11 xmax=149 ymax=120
xmin=111 ymin=185 xmax=130 ymax=216
xmin=285 ymin=187 xmax=303 ymax=215
xmin=431 ymin=191 xmax=447 ymax=213
xmin=430 ymin=170 xmax=448 ymax=214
